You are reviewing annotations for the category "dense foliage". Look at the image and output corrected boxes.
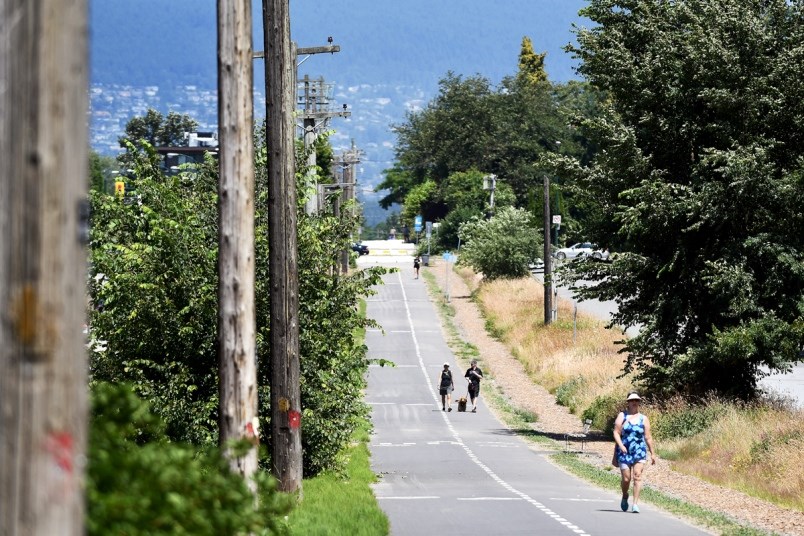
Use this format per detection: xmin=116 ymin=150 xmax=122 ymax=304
xmin=458 ymin=207 xmax=542 ymax=280
xmin=88 ymin=383 xmax=293 ymax=536
xmin=119 ymin=108 xmax=199 ymax=149
xmin=89 ymin=127 xmax=387 ymax=476
xmin=549 ymin=0 xmax=804 ymax=397
xmin=379 ymin=41 xmax=604 ymax=252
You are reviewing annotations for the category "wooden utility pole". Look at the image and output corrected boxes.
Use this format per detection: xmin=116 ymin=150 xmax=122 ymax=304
xmin=333 ymin=143 xmax=362 ymax=273
xmin=0 ymin=1 xmax=89 ymax=534
xmin=298 ymin=75 xmax=350 ymax=214
xmin=263 ymin=0 xmax=302 ymax=493
xmin=217 ymin=0 xmax=258 ymax=481
xmin=543 ymin=176 xmax=553 ymax=325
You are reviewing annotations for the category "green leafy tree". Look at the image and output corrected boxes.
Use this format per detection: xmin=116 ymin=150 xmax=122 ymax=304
xmin=458 ymin=207 xmax=542 ymax=280
xmin=89 ymin=150 xmax=118 ymax=193
xmin=119 ymin=108 xmax=198 ymax=149
xmin=552 ymin=0 xmax=804 ymax=398
xmin=400 ymin=180 xmax=439 ymax=225
xmin=381 ymin=68 xmax=601 ymax=222
xmin=90 ymin=124 xmax=388 ymax=475
xmin=89 ymin=148 xmax=220 ymax=444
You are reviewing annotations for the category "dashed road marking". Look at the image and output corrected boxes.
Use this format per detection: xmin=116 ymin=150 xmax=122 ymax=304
xmin=397 ymin=271 xmax=592 ymax=536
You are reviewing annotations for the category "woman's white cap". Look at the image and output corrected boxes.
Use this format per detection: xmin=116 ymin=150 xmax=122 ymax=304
xmin=443 ymin=362 xmax=450 ymax=367
xmin=626 ymin=392 xmax=642 ymax=401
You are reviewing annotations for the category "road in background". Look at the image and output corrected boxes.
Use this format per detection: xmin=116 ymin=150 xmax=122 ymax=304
xmin=532 ymin=264 xmax=804 ymax=408
xmin=364 ymin=263 xmax=709 ymax=535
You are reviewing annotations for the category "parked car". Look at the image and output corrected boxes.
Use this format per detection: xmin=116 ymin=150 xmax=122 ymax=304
xmin=528 ymin=259 xmax=545 ymax=273
xmin=554 ymin=242 xmax=609 ymax=261
xmin=351 ymin=242 xmax=369 ymax=256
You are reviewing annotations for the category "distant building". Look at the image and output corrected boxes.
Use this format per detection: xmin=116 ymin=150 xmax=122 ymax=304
xmin=185 ymin=131 xmax=218 ymax=148
xmin=156 ymin=130 xmax=218 ymax=173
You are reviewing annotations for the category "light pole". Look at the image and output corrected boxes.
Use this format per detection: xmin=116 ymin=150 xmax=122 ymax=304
xmin=483 ymin=173 xmax=497 ymax=216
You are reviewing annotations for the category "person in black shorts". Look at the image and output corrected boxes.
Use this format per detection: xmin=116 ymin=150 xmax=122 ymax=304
xmin=465 ymin=359 xmax=483 ymax=412
xmin=437 ymin=362 xmax=454 ymax=411
xmin=414 ymin=256 xmax=421 ymax=279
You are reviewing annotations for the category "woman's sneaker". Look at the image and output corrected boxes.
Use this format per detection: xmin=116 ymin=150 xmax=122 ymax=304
xmin=632 ymin=504 xmax=640 ymax=514
xmin=620 ymin=495 xmax=629 ymax=512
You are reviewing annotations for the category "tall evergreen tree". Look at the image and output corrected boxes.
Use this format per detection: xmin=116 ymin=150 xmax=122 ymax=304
xmin=518 ymin=36 xmax=547 ymax=85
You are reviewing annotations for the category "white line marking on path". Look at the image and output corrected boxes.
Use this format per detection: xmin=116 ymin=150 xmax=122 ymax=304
xmin=366 ymin=402 xmax=435 ymax=406
xmin=377 ymin=496 xmax=439 ymax=500
xmin=550 ymin=498 xmax=612 ymax=503
xmin=396 ymin=271 xmax=593 ymax=536
xmin=457 ymin=497 xmax=523 ymax=501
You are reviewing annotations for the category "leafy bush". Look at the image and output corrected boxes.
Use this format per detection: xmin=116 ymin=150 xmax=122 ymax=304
xmin=89 ymin=151 xmax=220 ymax=444
xmin=651 ymin=398 xmax=729 ymax=441
xmin=90 ymin=134 xmax=388 ymax=477
xmin=582 ymin=393 xmax=623 ymax=435
xmin=458 ymin=206 xmax=542 ymax=280
xmin=555 ymin=376 xmax=586 ymax=414
xmin=88 ymin=383 xmax=293 ymax=536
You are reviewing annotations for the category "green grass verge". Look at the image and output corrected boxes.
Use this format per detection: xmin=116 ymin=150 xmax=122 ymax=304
xmin=285 ymin=422 xmax=389 ymax=536
xmin=422 ymin=267 xmax=778 ymax=536
xmin=422 ymin=269 xmax=554 ymax=446
xmin=285 ymin=297 xmax=389 ymax=535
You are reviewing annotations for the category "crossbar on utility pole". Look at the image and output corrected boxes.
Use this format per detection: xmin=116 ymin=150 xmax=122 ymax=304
xmin=0 ymin=1 xmax=89 ymax=533
xmin=217 ymin=0 xmax=258 ymax=484
xmin=298 ymin=75 xmax=350 ymax=214
xmin=332 ymin=142 xmax=362 ymax=273
xmin=253 ymin=44 xmax=340 ymax=59
xmin=263 ymin=0 xmax=302 ymax=494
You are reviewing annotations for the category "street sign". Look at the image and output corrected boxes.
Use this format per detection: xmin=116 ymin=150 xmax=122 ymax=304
xmin=115 ymin=180 xmax=125 ymax=198
xmin=552 ymin=215 xmax=562 ymax=225
xmin=425 ymin=221 xmax=433 ymax=238
xmin=414 ymin=215 xmax=422 ymax=233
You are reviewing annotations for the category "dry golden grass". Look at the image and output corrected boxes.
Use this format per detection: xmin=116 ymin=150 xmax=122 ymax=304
xmin=458 ymin=268 xmax=804 ymax=511
xmin=663 ymin=404 xmax=804 ymax=511
xmin=471 ymin=275 xmax=633 ymax=412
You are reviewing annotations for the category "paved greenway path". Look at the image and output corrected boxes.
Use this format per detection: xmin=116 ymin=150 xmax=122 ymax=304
xmin=364 ymin=265 xmax=709 ymax=536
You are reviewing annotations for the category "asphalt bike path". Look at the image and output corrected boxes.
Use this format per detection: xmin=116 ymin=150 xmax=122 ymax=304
xmin=365 ymin=266 xmax=708 ymax=536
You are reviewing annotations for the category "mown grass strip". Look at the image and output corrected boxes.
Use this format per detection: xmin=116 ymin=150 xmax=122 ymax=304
xmin=285 ymin=298 xmax=389 ymax=536
xmin=285 ymin=423 xmax=389 ymax=536
xmin=422 ymin=266 xmax=777 ymax=536
xmin=422 ymin=268 xmax=554 ymax=446
xmin=551 ymin=453 xmax=779 ymax=536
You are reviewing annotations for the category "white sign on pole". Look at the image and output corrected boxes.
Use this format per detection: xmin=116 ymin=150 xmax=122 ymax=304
xmin=552 ymin=215 xmax=562 ymax=225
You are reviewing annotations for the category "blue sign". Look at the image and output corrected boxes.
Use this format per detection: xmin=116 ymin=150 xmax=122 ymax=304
xmin=414 ymin=215 xmax=423 ymax=232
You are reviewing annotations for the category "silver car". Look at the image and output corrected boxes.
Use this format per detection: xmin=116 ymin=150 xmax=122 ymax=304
xmin=555 ymin=242 xmax=609 ymax=261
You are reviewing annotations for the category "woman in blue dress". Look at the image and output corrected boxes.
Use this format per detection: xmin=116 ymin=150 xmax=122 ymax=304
xmin=613 ymin=392 xmax=656 ymax=513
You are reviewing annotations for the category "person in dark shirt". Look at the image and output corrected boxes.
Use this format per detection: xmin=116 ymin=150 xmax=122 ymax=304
xmin=464 ymin=359 xmax=483 ymax=413
xmin=437 ymin=362 xmax=455 ymax=411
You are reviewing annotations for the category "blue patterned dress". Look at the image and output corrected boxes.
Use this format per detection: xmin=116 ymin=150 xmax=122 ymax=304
xmin=616 ymin=413 xmax=648 ymax=466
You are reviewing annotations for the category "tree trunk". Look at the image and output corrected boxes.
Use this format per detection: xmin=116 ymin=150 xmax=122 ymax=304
xmin=217 ymin=0 xmax=259 ymax=482
xmin=0 ymin=0 xmax=89 ymax=533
